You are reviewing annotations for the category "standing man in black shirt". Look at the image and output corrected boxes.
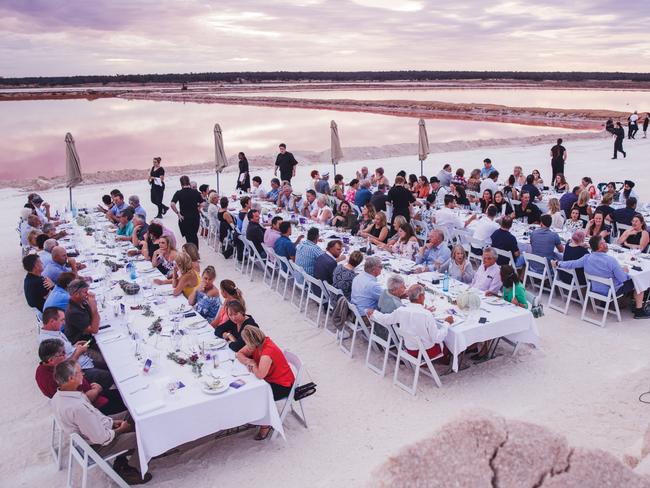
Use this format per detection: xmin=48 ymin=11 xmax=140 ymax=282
xmin=550 ymin=138 xmax=566 ymax=181
xmin=274 ymin=143 xmax=298 ymax=184
xmin=170 ymin=175 xmax=204 ymax=248
xmin=612 ymin=122 xmax=626 ymax=159
xmin=387 ymin=176 xmax=416 ymax=224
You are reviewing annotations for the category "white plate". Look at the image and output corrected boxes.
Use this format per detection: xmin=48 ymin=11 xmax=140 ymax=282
xmin=202 ymin=382 xmax=229 ymax=394
xmin=485 ymin=297 xmax=505 ymax=306
xmin=204 ymin=338 xmax=227 ymax=350
xmin=185 ymin=320 xmax=208 ymax=330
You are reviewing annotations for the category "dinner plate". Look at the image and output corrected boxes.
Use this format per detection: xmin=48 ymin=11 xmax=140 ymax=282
xmin=204 ymin=338 xmax=227 ymax=350
xmin=185 ymin=319 xmax=208 ymax=329
xmin=485 ymin=297 xmax=505 ymax=306
xmin=202 ymin=382 xmax=229 ymax=394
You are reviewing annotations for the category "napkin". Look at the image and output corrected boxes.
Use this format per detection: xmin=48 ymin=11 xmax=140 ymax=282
xmin=133 ymin=400 xmax=166 ymax=416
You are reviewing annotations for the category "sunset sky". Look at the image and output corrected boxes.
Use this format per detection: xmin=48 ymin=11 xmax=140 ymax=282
xmin=1 ymin=0 xmax=648 ymax=77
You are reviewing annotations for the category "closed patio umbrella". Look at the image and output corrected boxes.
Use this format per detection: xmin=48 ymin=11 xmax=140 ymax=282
xmin=330 ymin=120 xmax=344 ymax=176
xmin=214 ymin=123 xmax=228 ymax=194
xmin=418 ymin=119 xmax=429 ymax=177
xmin=65 ymin=132 xmax=82 ymax=210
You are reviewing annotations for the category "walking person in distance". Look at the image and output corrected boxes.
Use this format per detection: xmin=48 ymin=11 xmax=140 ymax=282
xmin=170 ymin=175 xmax=204 ymax=248
xmin=550 ymin=138 xmax=567 ymax=181
xmin=612 ymin=122 xmax=626 ymax=159
xmin=274 ymin=143 xmax=298 ymax=184
xmin=148 ymin=157 xmax=168 ymax=218
xmin=236 ymin=152 xmax=251 ymax=193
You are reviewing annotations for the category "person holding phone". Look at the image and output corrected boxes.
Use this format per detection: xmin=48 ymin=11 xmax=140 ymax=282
xmin=64 ymin=280 xmax=105 ymax=365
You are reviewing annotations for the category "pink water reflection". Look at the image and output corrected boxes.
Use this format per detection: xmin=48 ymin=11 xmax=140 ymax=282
xmin=1 ymin=98 xmax=574 ymax=180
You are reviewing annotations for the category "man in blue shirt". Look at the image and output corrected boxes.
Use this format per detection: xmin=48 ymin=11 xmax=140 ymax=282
xmin=44 ymin=272 xmax=75 ymax=311
xmin=555 ymin=235 xmax=650 ymax=319
xmin=106 ymin=192 xmax=127 ymax=224
xmin=273 ymin=221 xmax=304 ymax=270
xmin=354 ymin=180 xmax=373 ymax=208
xmin=128 ymin=195 xmax=147 ymax=221
xmin=265 ymin=178 xmax=281 ymax=202
xmin=480 ymin=158 xmax=497 ymax=179
xmin=415 ymin=229 xmax=451 ymax=272
xmin=295 ymin=227 xmax=324 ymax=282
xmin=43 ymin=246 xmax=83 ymax=282
xmin=530 ymin=215 xmax=564 ymax=272
xmin=314 ymin=240 xmax=343 ymax=284
xmin=351 ymin=256 xmax=384 ymax=316
xmin=559 ymin=186 xmax=580 ymax=218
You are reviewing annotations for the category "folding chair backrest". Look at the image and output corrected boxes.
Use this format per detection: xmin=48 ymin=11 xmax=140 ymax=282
xmin=68 ymin=433 xmax=130 ymax=488
xmin=523 ymin=252 xmax=549 ymax=273
xmin=494 ymin=247 xmax=515 ymax=267
xmin=584 ymin=273 xmax=616 ymax=295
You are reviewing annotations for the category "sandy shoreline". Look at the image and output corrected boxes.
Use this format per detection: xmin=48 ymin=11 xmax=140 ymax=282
xmin=2 ymin=131 xmax=607 ymax=191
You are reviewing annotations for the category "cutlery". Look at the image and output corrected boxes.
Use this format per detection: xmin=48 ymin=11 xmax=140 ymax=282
xmin=129 ymin=384 xmax=150 ymax=395
xmin=119 ymin=373 xmax=139 ymax=382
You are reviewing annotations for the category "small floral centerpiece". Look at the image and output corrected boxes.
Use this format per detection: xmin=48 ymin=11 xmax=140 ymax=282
xmin=148 ymin=317 xmax=163 ymax=336
xmin=167 ymin=351 xmax=203 ymax=377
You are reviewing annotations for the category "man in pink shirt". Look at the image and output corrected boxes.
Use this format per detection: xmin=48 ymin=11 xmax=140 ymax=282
xmin=471 ymin=247 xmax=503 ymax=295
xmin=263 ymin=216 xmax=283 ymax=248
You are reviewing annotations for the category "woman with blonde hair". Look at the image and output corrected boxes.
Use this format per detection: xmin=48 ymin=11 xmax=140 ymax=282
xmin=311 ymin=195 xmax=333 ymax=224
xmin=359 ymin=202 xmax=377 ymax=230
xmin=236 ymin=325 xmax=295 ymax=440
xmin=358 ymin=211 xmax=389 ymax=244
xmin=151 ymin=235 xmax=177 ymax=277
xmin=171 ymin=252 xmax=200 ymax=298
xmin=210 ymin=279 xmax=245 ymax=328
xmin=572 ymin=190 xmax=593 ymax=220
xmin=440 ymin=245 xmax=475 ymax=284
xmin=182 ymin=242 xmax=201 ymax=272
xmin=548 ymin=197 xmax=565 ymax=230
xmin=188 ymin=265 xmax=221 ymax=322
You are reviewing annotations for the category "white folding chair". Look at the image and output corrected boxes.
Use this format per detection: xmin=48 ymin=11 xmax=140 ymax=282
xmin=301 ymin=273 xmax=328 ymax=327
xmin=616 ymin=222 xmax=632 ymax=238
xmin=35 ymin=308 xmax=43 ymax=333
xmin=322 ymin=282 xmax=344 ymax=337
xmin=288 ymin=261 xmax=308 ymax=311
xmin=274 ymin=255 xmax=293 ymax=299
xmin=365 ymin=319 xmax=399 ymax=377
xmin=271 ymin=350 xmax=308 ymax=440
xmin=235 ymin=235 xmax=251 ymax=275
xmin=51 ymin=416 xmax=66 ymax=471
xmin=410 ymin=219 xmax=428 ymax=244
xmin=245 ymin=240 xmax=267 ymax=281
xmin=523 ymin=252 xmax=552 ymax=300
xmin=581 ymin=273 xmax=623 ymax=327
xmin=339 ymin=303 xmax=372 ymax=358
xmin=67 ymin=433 xmax=129 ymax=488
xmin=261 ymin=244 xmax=278 ymax=289
xmin=206 ymin=221 xmax=218 ymax=248
xmin=494 ymin=247 xmax=516 ymax=268
xmin=547 ymin=267 xmax=586 ymax=314
xmin=468 ymin=237 xmax=485 ymax=266
xmin=392 ymin=329 xmax=443 ymax=394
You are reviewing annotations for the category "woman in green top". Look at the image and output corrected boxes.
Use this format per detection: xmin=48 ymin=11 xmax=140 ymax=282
xmin=500 ymin=265 xmax=528 ymax=309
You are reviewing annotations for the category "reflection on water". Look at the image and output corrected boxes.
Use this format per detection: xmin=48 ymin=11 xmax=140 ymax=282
xmin=221 ymin=89 xmax=650 ymax=112
xmin=1 ymin=98 xmax=574 ymax=180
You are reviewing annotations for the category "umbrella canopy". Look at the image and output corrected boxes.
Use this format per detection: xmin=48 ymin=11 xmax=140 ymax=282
xmin=214 ymin=123 xmax=228 ymax=173
xmin=330 ymin=120 xmax=344 ymax=164
xmin=418 ymin=119 xmax=429 ymax=162
xmin=65 ymin=132 xmax=82 ymax=188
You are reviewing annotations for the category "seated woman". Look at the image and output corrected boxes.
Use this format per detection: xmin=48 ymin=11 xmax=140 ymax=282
xmin=333 ymin=250 xmax=363 ymax=300
xmin=332 ymin=174 xmax=345 ymax=201
xmin=311 ymin=195 xmax=333 ymax=224
xmin=330 ymin=200 xmax=358 ymax=231
xmin=345 ymin=179 xmax=359 ymax=204
xmin=493 ymin=191 xmax=514 ymax=217
xmin=407 ymin=174 xmax=419 ymax=193
xmin=384 ymin=223 xmax=419 ymax=261
xmin=416 ymin=176 xmax=430 ymax=198
xmin=474 ymin=189 xmax=493 ymax=213
xmin=358 ymin=202 xmax=376 ymax=231
xmin=217 ymin=196 xmax=235 ymax=243
xmin=618 ymin=213 xmax=650 ymax=251
xmin=170 ymin=252 xmax=200 ymax=298
xmin=188 ymin=265 xmax=221 ymax=322
xmin=453 ymin=168 xmax=466 ymax=186
xmin=532 ymin=169 xmax=544 ymax=189
xmin=500 ymin=265 xmax=528 ymax=309
xmin=451 ymin=183 xmax=470 ymax=207
xmin=151 ymin=235 xmax=177 ymax=278
xmin=548 ymin=197 xmax=565 ymax=230
xmin=585 ymin=211 xmax=612 ymax=243
xmin=572 ymin=190 xmax=593 ymax=219
xmin=182 ymin=242 xmax=201 ymax=272
xmin=594 ymin=192 xmax=616 ymax=223
xmin=553 ymin=173 xmax=569 ymax=193
xmin=502 ymin=174 xmax=519 ymax=201
xmin=387 ymin=215 xmax=408 ymax=243
xmin=560 ymin=230 xmax=589 ymax=286
xmin=581 ymin=176 xmax=599 ymax=199
xmin=210 ymin=280 xmax=245 ymax=328
xmin=236 ymin=326 xmax=295 ymax=440
xmin=215 ymin=300 xmax=259 ymax=352
xmin=466 ymin=169 xmax=482 ymax=192
xmin=565 ymin=207 xmax=586 ymax=232
xmin=373 ymin=167 xmax=390 ymax=187
xmin=358 ymin=211 xmax=389 ymax=245
xmin=440 ymin=244 xmax=475 ymax=284
xmin=416 ymin=194 xmax=436 ymax=223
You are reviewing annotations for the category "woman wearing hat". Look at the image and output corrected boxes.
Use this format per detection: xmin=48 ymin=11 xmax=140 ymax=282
xmin=148 ymin=157 xmax=168 ymax=218
xmin=618 ymin=180 xmax=639 ymax=205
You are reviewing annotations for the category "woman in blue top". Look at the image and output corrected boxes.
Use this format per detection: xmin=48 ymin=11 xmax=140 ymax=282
xmin=188 ymin=266 xmax=221 ymax=322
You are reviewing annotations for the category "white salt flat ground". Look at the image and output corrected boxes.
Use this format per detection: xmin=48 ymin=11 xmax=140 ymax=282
xmin=2 ymin=134 xmax=650 ymax=487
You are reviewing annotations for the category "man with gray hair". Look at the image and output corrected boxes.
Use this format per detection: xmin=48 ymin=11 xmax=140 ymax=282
xmin=368 ymin=284 xmax=451 ymax=359
xmin=379 ymin=274 xmax=407 ymax=314
xmin=39 ymin=238 xmax=58 ymax=268
xmin=64 ymin=279 xmax=101 ymax=346
xmin=43 ymin=245 xmax=82 ymax=282
xmin=315 ymin=172 xmax=331 ymax=195
xmin=415 ymin=229 xmax=451 ymax=273
xmin=51 ymin=360 xmax=152 ymax=484
xmin=471 ymin=247 xmax=502 ymax=295
xmin=351 ymin=256 xmax=384 ymax=315
xmin=128 ymin=195 xmax=147 ymax=221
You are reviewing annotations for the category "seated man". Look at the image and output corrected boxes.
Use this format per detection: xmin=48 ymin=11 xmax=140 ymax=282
xmin=415 ymin=229 xmax=451 ymax=272
xmin=314 ymin=239 xmax=344 ymax=285
xmin=354 ymin=179 xmax=373 ymax=207
xmin=130 ymin=213 xmax=149 ymax=250
xmin=276 ymin=184 xmax=296 ymax=211
xmin=264 ymin=178 xmax=281 ymax=202
xmin=368 ymin=284 xmax=450 ymax=360
xmin=36 ymin=340 xmax=124 ymax=414
xmin=128 ymin=195 xmax=147 ymax=221
xmin=38 ymin=238 xmax=58 ymax=268
xmin=514 ymin=192 xmax=541 ymax=224
xmin=351 ymin=256 xmax=384 ymax=316
xmin=530 ymin=214 xmax=564 ymax=271
xmin=471 ymin=247 xmax=503 ymax=295
xmin=263 ymin=216 xmax=283 ymax=249
xmin=555 ymin=235 xmax=650 ymax=319
xmin=64 ymin=279 xmax=100 ymax=346
xmin=295 ymin=227 xmax=324 ymax=282
xmin=378 ymin=274 xmax=407 ymax=314
xmin=51 ymin=360 xmax=152 ymax=484
xmin=297 ymin=190 xmax=318 ymax=218
xmin=613 ymin=197 xmax=637 ymax=227
xmin=245 ymin=209 xmax=267 ymax=258
xmin=433 ymin=195 xmax=477 ymax=229
xmin=21 ymin=214 xmax=42 ymax=247
xmin=103 ymin=191 xmax=127 ymax=224
xmin=273 ymin=221 xmax=304 ymax=267
xmin=43 ymin=245 xmax=83 ymax=282
xmin=315 ymin=172 xmax=331 ymax=195
xmin=43 ymin=272 xmax=75 ymax=313
xmin=39 ymin=307 xmax=112 ymax=389
xmin=490 ymin=216 xmax=524 ymax=267
xmin=23 ymin=254 xmax=52 ymax=312
xmin=115 ymin=207 xmax=135 ymax=240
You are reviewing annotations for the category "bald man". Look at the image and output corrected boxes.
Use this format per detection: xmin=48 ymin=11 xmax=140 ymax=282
xmin=43 ymin=246 xmax=84 ymax=282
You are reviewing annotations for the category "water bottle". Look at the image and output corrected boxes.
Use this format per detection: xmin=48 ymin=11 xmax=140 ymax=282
xmin=128 ymin=262 xmax=137 ymax=281
xmin=442 ymin=270 xmax=449 ymax=292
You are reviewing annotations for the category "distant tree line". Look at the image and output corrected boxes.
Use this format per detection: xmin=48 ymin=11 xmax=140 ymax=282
xmin=2 ymin=71 xmax=650 ymax=86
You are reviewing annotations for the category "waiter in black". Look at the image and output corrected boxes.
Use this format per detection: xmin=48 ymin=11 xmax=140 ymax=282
xmin=170 ymin=175 xmax=204 ymax=247
xmin=550 ymin=138 xmax=566 ymax=181
xmin=612 ymin=122 xmax=626 ymax=159
xmin=274 ymin=143 xmax=298 ymax=183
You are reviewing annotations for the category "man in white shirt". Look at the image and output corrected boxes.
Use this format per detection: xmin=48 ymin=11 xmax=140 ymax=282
xmin=434 ymin=195 xmax=477 ymax=229
xmin=480 ymin=171 xmax=499 ymax=195
xmin=629 ymin=111 xmax=639 ymax=139
xmin=51 ymin=360 xmax=152 ymax=484
xmin=471 ymin=205 xmax=500 ymax=242
xmin=21 ymin=214 xmax=42 ymax=247
xmin=436 ymin=164 xmax=453 ymax=188
xmin=471 ymin=247 xmax=503 ymax=295
xmin=368 ymin=284 xmax=451 ymax=359
xmin=251 ymin=176 xmax=267 ymax=199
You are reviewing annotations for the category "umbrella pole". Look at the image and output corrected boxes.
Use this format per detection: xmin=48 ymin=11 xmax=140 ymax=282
xmin=420 ymin=159 xmax=423 ymax=177
xmin=216 ymin=172 xmax=220 ymax=196
xmin=332 ymin=160 xmax=336 ymax=179
xmin=69 ymin=187 xmax=73 ymax=212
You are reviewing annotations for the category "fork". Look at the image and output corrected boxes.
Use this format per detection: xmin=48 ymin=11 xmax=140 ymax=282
xmin=129 ymin=384 xmax=150 ymax=395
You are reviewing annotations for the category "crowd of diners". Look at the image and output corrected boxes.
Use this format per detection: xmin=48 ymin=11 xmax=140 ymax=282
xmin=18 ymin=156 xmax=650 ymax=484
